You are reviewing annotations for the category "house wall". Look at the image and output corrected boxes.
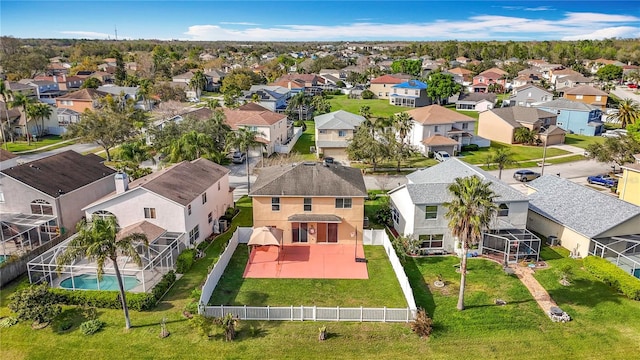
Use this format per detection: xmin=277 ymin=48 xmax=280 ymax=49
xmin=412 ymin=203 xmax=457 ymax=252
xmin=58 ymin=175 xmax=116 ymax=232
xmin=316 ymin=128 xmax=354 ymax=142
xmin=540 ymin=132 xmax=566 ymax=146
xmin=511 ymin=88 xmax=553 ymax=106
xmin=477 ymin=111 xmax=516 ymax=144
xmin=526 ymin=210 xmax=591 ymax=258
xmin=618 ymin=169 xmax=640 ymax=206
xmin=369 ymin=83 xmax=394 ymax=99
xmin=0 ymin=174 xmax=57 ymax=217
xmin=252 ymin=196 xmax=365 ymax=245
xmin=389 ymin=187 xmax=415 ymax=235
xmin=538 ymin=108 xmax=602 ymax=136
xmin=565 ymin=94 xmax=607 ymax=110
xmin=55 ymin=99 xmax=94 ymax=113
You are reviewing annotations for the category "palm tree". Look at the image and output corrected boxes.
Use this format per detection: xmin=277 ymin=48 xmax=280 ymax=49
xmin=28 ymin=103 xmax=52 ymax=137
xmin=391 ymin=112 xmax=414 ymax=172
xmin=205 ymin=98 xmax=220 ymax=110
xmin=513 ymin=127 xmax=536 ymax=145
xmin=138 ymin=78 xmax=153 ymax=110
xmin=444 ymin=176 xmax=497 ymax=311
xmin=226 ymin=127 xmax=265 ymax=193
xmin=56 ymin=216 xmax=148 ymax=329
xmin=286 ymin=92 xmax=309 ymax=122
xmin=9 ymin=92 xmax=33 ymax=145
xmin=611 ymin=98 xmax=640 ymax=129
xmin=0 ymin=80 xmax=14 ymax=147
xmin=188 ymin=70 xmax=207 ymax=99
xmin=487 ymin=147 xmax=515 ymax=180
xmin=165 ymin=130 xmax=215 ymax=162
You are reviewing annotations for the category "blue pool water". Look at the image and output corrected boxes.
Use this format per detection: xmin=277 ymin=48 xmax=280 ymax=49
xmin=60 ymin=274 xmax=140 ymax=291
xmin=634 ymin=269 xmax=640 ymax=279
xmin=0 ymin=255 xmax=7 ymax=264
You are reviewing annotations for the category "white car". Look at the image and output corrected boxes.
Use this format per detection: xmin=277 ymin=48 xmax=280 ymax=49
xmin=434 ymin=151 xmax=451 ymax=162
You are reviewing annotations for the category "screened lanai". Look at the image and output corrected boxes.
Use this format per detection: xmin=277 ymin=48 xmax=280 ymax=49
xmin=591 ymin=235 xmax=640 ymax=279
xmin=481 ymin=228 xmax=541 ymax=265
xmin=27 ymin=224 xmax=187 ymax=293
xmin=1 ymin=213 xmax=59 ymax=262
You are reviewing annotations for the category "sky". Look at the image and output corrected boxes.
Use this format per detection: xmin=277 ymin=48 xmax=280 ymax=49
xmin=2 ymin=0 xmax=639 ymax=41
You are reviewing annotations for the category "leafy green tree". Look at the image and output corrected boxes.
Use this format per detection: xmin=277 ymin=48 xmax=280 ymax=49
xmin=163 ymin=130 xmax=215 ymax=162
xmin=81 ymin=77 xmax=102 ymax=89
xmin=586 ymin=135 xmax=640 ymax=167
xmin=220 ymin=69 xmax=263 ymax=94
xmin=426 ymin=73 xmax=461 ymax=105
xmin=596 ymin=64 xmax=623 ymax=82
xmin=188 ymin=70 xmax=207 ymax=99
xmin=391 ymin=59 xmax=423 ymax=77
xmin=8 ymin=283 xmax=61 ymax=326
xmin=346 ymin=122 xmax=387 ymax=171
xmin=137 ymin=78 xmax=153 ymax=110
xmin=611 ymin=98 xmax=640 ymax=129
xmin=487 ymin=147 xmax=515 ymax=180
xmin=0 ymin=80 xmax=14 ymax=146
xmin=116 ymin=139 xmax=154 ymax=164
xmin=514 ymin=127 xmax=536 ymax=145
xmin=153 ymin=82 xmax=186 ymax=102
xmin=286 ymin=92 xmax=311 ymax=121
xmin=226 ymin=127 xmax=266 ymax=193
xmin=444 ymin=176 xmax=498 ymax=310
xmin=111 ymin=49 xmax=127 ymax=86
xmin=26 ymin=102 xmax=52 ymax=137
xmin=311 ymin=95 xmax=331 ymax=115
xmin=388 ymin=112 xmax=414 ymax=172
xmin=56 ymin=216 xmax=148 ymax=329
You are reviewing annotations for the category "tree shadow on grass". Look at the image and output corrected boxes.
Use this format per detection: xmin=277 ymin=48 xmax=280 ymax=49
xmin=131 ymin=317 xmax=187 ymax=329
xmin=546 ymin=278 xmax=622 ymax=308
xmin=539 ymin=245 xmax=565 ymax=261
xmin=464 ymin=299 xmax=535 ymax=309
xmin=403 ymin=258 xmax=437 ymax=317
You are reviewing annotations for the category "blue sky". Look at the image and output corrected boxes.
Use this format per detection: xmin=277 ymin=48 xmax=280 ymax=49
xmin=2 ymin=1 xmax=639 ymax=41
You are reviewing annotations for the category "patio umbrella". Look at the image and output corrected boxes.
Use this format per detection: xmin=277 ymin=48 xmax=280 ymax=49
xmin=248 ymin=227 xmax=283 ymax=263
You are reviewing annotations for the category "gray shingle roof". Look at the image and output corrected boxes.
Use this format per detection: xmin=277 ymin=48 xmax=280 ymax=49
xmin=489 ymin=107 xmax=556 ymax=126
xmin=315 ymin=110 xmax=365 ymax=130
xmin=535 ymin=98 xmax=599 ymax=112
xmin=403 ymin=158 xmax=527 ymax=203
xmin=457 ymin=93 xmax=497 ymax=103
xmin=527 ymin=175 xmax=640 ymax=238
xmin=250 ymin=162 xmax=367 ymax=197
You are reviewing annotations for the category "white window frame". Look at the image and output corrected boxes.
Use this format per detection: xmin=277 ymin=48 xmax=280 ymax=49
xmin=144 ymin=207 xmax=156 ymax=219
xmin=425 ymin=205 xmax=438 ymax=219
xmin=272 ymin=197 xmax=280 ymax=211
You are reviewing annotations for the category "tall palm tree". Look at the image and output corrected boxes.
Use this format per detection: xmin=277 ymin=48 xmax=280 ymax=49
xmin=0 ymin=80 xmax=14 ymax=148
xmin=28 ymin=103 xmax=52 ymax=137
xmin=165 ymin=130 xmax=215 ymax=162
xmin=391 ymin=112 xmax=414 ymax=172
xmin=286 ymin=92 xmax=309 ymax=121
xmin=487 ymin=147 xmax=515 ymax=180
xmin=56 ymin=216 xmax=148 ymax=329
xmin=226 ymin=127 xmax=266 ymax=193
xmin=188 ymin=70 xmax=207 ymax=99
xmin=612 ymin=98 xmax=640 ymax=129
xmin=444 ymin=176 xmax=498 ymax=311
xmin=9 ymin=92 xmax=33 ymax=145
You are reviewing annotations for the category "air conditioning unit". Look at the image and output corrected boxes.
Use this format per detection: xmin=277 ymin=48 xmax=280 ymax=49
xmin=547 ymin=236 xmax=559 ymax=246
xmin=218 ymin=219 xmax=228 ymax=233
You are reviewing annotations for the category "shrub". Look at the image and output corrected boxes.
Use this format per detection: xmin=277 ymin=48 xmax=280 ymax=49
xmin=51 ymin=288 xmax=156 ymax=311
xmin=176 ymin=249 xmax=197 ymax=274
xmin=0 ymin=317 xmax=19 ymax=328
xmin=80 ymin=319 xmax=104 ymax=335
xmin=461 ymin=144 xmax=479 ymax=152
xmin=190 ymin=314 xmax=212 ymax=337
xmin=196 ymin=241 xmax=209 ymax=252
xmin=583 ymin=256 xmax=640 ymax=300
xmin=9 ymin=283 xmax=61 ymax=325
xmin=361 ymin=89 xmax=375 ymax=99
xmin=58 ymin=319 xmax=73 ymax=331
xmin=152 ymin=271 xmax=177 ymax=301
xmin=367 ymin=191 xmax=378 ymax=201
xmin=411 ymin=308 xmax=433 ymax=338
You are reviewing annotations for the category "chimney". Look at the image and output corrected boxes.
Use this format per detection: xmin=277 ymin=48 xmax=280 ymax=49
xmin=288 ymin=81 xmax=292 ymax=90
xmin=114 ymin=172 xmax=129 ymax=194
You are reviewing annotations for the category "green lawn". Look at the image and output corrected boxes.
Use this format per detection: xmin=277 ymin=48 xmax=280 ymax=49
xmin=209 ymin=245 xmax=406 ymax=307
xmin=4 ymin=135 xmax=73 ymax=153
xmin=564 ymin=134 xmax=605 ymax=149
xmin=365 ymin=193 xmax=389 ymax=229
xmin=290 ymin=120 xmax=317 ymax=161
xmin=327 ymin=94 xmax=409 ymax=118
xmin=459 ymin=141 xmax=570 ymax=164
xmin=351 ymin=156 xmax=438 ymax=172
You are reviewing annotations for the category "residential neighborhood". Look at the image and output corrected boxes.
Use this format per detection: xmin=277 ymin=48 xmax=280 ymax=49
xmin=1 ymin=2 xmax=640 ymax=359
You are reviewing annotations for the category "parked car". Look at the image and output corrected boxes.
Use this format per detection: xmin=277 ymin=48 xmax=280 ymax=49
xmin=601 ymin=129 xmax=628 ymax=138
xmin=513 ymin=169 xmax=541 ymax=182
xmin=231 ymin=151 xmax=247 ymax=164
xmin=434 ymin=151 xmax=451 ymax=162
xmin=628 ymin=83 xmax=638 ymax=89
xmin=587 ymin=174 xmax=617 ymax=187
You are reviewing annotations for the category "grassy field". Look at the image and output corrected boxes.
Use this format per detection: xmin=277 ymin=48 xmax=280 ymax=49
xmin=327 ymin=94 xmax=409 ymax=118
xmin=459 ymin=141 xmax=570 ymax=164
xmin=290 ymin=120 xmax=317 ymax=161
xmin=351 ymin=156 xmax=439 ymax=172
xmin=4 ymin=135 xmax=73 ymax=153
xmin=564 ymin=133 xmax=605 ymax=149
xmin=209 ymin=245 xmax=406 ymax=307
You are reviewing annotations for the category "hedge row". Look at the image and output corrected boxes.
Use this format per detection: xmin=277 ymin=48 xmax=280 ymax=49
xmin=152 ymin=271 xmax=176 ymax=300
xmin=176 ymin=249 xmax=196 ymax=274
xmin=583 ymin=256 xmax=640 ymax=300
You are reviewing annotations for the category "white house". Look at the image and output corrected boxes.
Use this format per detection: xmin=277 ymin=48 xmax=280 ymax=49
xmin=389 ymin=159 xmax=540 ymax=263
xmin=404 ymin=105 xmax=476 ymax=155
xmin=83 ymin=158 xmax=233 ymax=247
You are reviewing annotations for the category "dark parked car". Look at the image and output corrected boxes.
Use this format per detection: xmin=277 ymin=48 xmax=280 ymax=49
xmin=513 ymin=169 xmax=541 ymax=182
xmin=587 ymin=174 xmax=617 ymax=187
xmin=231 ymin=151 xmax=247 ymax=164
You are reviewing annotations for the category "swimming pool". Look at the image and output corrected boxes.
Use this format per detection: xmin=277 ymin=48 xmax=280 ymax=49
xmin=59 ymin=274 xmax=140 ymax=291
xmin=0 ymin=255 xmax=7 ymax=264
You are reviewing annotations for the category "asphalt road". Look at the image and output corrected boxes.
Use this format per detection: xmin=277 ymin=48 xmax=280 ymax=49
xmin=611 ymin=86 xmax=640 ymax=104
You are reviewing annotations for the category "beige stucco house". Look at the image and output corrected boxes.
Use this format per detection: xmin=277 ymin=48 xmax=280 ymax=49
xmin=314 ymin=110 xmax=365 ymax=160
xmin=369 ymin=74 xmax=412 ymax=99
xmin=478 ymin=107 xmax=565 ymax=145
xmin=224 ymin=103 xmax=289 ymax=156
xmin=404 ymin=105 xmax=476 ymax=155
xmin=563 ymin=85 xmax=608 ymax=110
xmin=250 ymin=162 xmax=367 ymax=245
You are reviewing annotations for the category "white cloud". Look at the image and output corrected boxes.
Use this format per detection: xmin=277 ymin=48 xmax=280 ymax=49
xmin=524 ymin=6 xmax=554 ymax=11
xmin=219 ymin=22 xmax=260 ymax=26
xmin=562 ymin=26 xmax=640 ymax=40
xmin=59 ymin=31 xmax=111 ymax=39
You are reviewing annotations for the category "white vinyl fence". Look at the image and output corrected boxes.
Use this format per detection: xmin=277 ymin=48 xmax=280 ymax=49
xmin=275 ymin=127 xmax=303 ymax=154
xmin=199 ymin=228 xmax=417 ymax=322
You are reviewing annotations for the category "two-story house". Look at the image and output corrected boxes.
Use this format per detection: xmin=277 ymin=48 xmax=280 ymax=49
xmin=390 ymin=80 xmax=431 ymax=107
xmin=223 ymin=103 xmax=290 ymax=156
xmin=250 ymin=162 xmax=367 ymax=245
xmin=314 ymin=110 xmax=365 ymax=160
xmin=241 ymin=85 xmax=291 ymax=113
xmin=389 ymin=158 xmax=540 ymax=263
xmin=534 ymin=98 xmax=604 ymax=136
xmin=509 ymin=84 xmax=554 ymax=107
xmin=478 ymin=107 xmax=565 ymax=145
xmin=619 ymin=162 xmax=640 ymax=206
xmin=563 ymin=85 xmax=608 ymax=110
xmin=405 ymin=105 xmax=476 ymax=155
xmin=83 ymin=158 xmax=233 ymax=247
xmin=369 ymin=74 xmax=412 ymax=99
xmin=55 ymin=88 xmax=107 ymax=113
xmin=444 ymin=67 xmax=474 ymax=85
xmin=471 ymin=68 xmax=508 ymax=93
xmin=18 ymin=79 xmax=61 ymax=105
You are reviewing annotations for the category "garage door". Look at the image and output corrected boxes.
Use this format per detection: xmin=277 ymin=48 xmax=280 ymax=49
xmin=322 ymin=148 xmax=348 ymax=160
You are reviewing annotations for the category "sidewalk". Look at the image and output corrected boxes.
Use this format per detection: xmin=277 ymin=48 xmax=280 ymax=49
xmin=13 ymin=138 xmax=79 ymax=154
xmin=512 ymin=265 xmax=558 ymax=321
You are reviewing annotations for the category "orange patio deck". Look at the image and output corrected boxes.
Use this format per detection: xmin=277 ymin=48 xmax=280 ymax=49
xmin=243 ymin=243 xmax=369 ymax=279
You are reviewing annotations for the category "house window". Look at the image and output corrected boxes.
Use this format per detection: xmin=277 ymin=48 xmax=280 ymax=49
xmin=208 ymin=212 xmax=213 ymax=223
xmin=188 ymin=204 xmax=192 ymax=215
xmin=202 ymin=193 xmax=207 ymax=204
xmin=415 ymin=90 xmax=419 ymax=96
xmin=418 ymin=234 xmax=444 ymax=248
xmin=385 ymin=92 xmax=389 ymax=97
xmin=0 ymin=192 xmax=4 ymax=203
xmin=272 ymin=197 xmax=280 ymax=211
xmin=378 ymin=92 xmax=382 ymax=97
xmin=31 ymin=199 xmax=53 ymax=215
xmin=319 ymin=130 xmax=327 ymax=134
xmin=462 ymin=123 xmax=469 ymax=130
xmin=304 ymin=197 xmax=312 ymax=212
xmin=595 ymin=96 xmax=602 ymax=101
xmin=335 ymin=198 xmax=352 ymax=209
xmin=392 ymin=208 xmax=399 ymax=224
xmin=498 ymin=203 xmax=509 ymax=217
xmin=404 ymin=89 xmax=408 ymax=95
xmin=576 ymin=95 xmax=583 ymax=100
xmin=425 ymin=205 xmax=438 ymax=219
xmin=338 ymin=130 xmax=346 ymax=137
xmin=144 ymin=207 xmax=156 ymax=219
xmin=434 ymin=126 xmax=439 ymax=132
xmin=189 ymin=225 xmax=200 ymax=245
xmin=91 ymin=210 xmax=116 ymax=221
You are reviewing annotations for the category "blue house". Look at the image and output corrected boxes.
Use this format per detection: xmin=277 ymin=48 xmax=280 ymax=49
xmin=390 ymin=80 xmax=431 ymax=108
xmin=534 ymin=98 xmax=603 ymax=136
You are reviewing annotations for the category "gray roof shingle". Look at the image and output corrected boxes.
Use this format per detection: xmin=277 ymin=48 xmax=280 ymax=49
xmin=535 ymin=98 xmax=599 ymax=112
xmin=315 ymin=110 xmax=365 ymax=130
xmin=527 ymin=175 xmax=640 ymax=238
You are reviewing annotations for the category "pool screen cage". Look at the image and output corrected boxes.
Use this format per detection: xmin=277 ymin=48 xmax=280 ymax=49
xmin=591 ymin=235 xmax=640 ymax=279
xmin=1 ymin=213 xmax=59 ymax=259
xmin=481 ymin=228 xmax=541 ymax=265
xmin=27 ymin=231 xmax=186 ymax=293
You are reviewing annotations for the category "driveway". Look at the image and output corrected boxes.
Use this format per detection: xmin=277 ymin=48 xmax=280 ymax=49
xmin=611 ymin=86 xmax=640 ymax=103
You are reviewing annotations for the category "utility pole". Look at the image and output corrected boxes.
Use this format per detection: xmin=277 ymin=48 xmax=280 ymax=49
xmin=114 ymin=25 xmax=118 ymax=41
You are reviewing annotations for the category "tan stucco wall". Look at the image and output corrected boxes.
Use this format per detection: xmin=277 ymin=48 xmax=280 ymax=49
xmin=565 ymin=94 xmax=607 ymax=110
xmin=540 ymin=133 xmax=565 ymax=145
xmin=252 ymin=196 xmax=365 ymax=244
xmin=369 ymin=83 xmax=394 ymax=99
xmin=618 ymin=169 xmax=640 ymax=206
xmin=478 ymin=111 xmax=516 ymax=144
xmin=527 ymin=210 xmax=592 ymax=258
xmin=55 ymin=100 xmax=94 ymax=113
xmin=317 ymin=129 xmax=354 ymax=142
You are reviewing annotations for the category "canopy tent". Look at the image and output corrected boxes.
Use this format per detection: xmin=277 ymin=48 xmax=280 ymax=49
xmin=248 ymin=226 xmax=283 ymax=263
